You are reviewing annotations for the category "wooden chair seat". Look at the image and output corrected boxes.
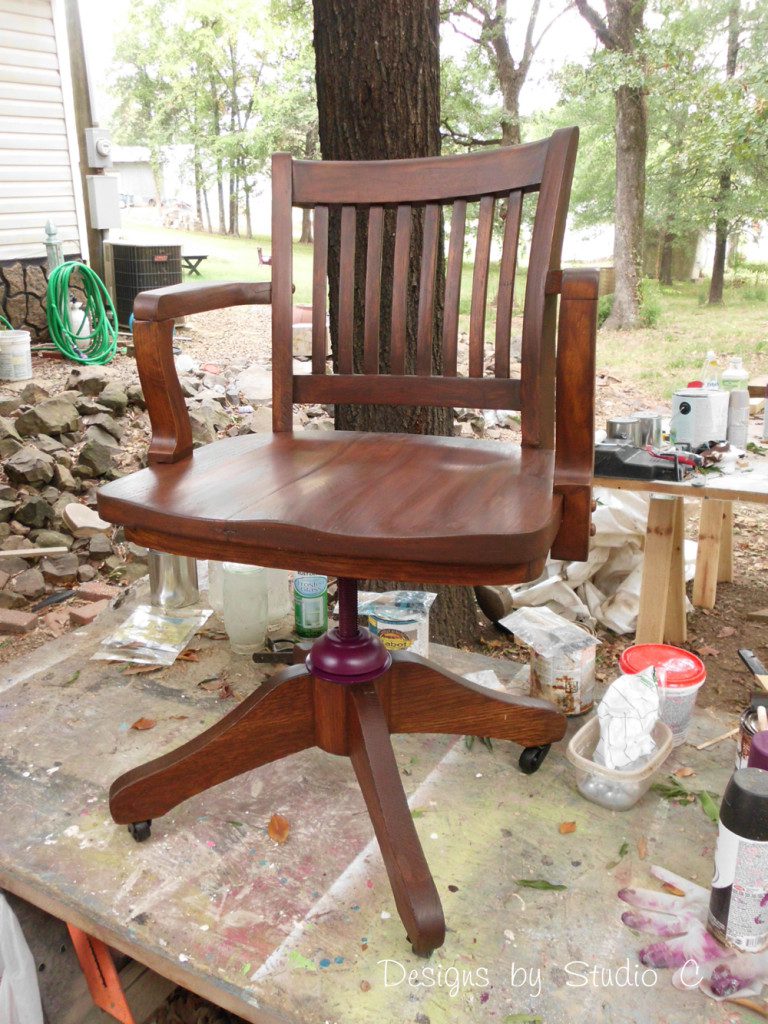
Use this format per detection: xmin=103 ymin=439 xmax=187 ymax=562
xmin=98 ymin=430 xmax=562 ymax=584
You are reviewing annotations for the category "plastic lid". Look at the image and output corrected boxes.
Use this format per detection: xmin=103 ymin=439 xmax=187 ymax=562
xmin=619 ymin=644 xmax=706 ymax=687
xmin=748 ymin=731 xmax=768 ymax=772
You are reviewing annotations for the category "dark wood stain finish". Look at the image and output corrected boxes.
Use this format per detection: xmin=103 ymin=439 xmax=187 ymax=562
xmin=99 ymin=130 xmax=597 ymax=957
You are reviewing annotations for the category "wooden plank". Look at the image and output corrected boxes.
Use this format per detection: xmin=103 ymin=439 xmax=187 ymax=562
xmin=389 ymin=204 xmax=411 ymax=374
xmin=594 ymin=465 xmax=768 ymax=505
xmin=415 ymin=203 xmax=440 ymax=376
xmin=636 ymin=496 xmax=678 ymax=645
xmin=693 ymin=498 xmax=726 ymax=609
xmin=311 ymin=204 xmax=329 ymax=374
xmin=337 ymin=204 xmax=356 ymax=374
xmin=441 ymin=199 xmax=466 ymax=377
xmin=664 ymin=496 xmax=687 ymax=644
xmin=718 ymin=501 xmax=733 ymax=583
xmin=494 ymin=191 xmax=522 ymax=378
xmin=363 ymin=205 xmax=384 ymax=374
xmin=293 ymin=373 xmax=520 ymax=409
xmin=72 ymin=960 xmax=175 ymax=1024
xmin=270 ymin=153 xmax=294 ymax=432
xmin=468 ymin=194 xmax=495 ymax=377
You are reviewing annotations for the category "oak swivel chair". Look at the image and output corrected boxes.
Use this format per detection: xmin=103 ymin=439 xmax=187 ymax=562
xmin=97 ymin=126 xmax=598 ymax=957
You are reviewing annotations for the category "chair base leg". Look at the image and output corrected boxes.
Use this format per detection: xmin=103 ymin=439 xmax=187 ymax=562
xmin=109 ymin=579 xmax=566 ymax=955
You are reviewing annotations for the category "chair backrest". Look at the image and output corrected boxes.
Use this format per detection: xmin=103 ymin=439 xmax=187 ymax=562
xmin=270 ymin=127 xmax=579 ymax=450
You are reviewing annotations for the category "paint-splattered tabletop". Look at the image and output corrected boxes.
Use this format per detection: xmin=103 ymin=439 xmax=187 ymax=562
xmin=0 ymin=588 xmax=752 ymax=1023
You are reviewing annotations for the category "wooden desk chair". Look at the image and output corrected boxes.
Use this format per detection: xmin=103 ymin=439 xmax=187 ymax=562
xmin=98 ymin=127 xmax=598 ymax=956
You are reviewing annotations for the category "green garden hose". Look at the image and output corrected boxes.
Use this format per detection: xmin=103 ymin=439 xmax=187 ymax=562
xmin=46 ymin=261 xmax=118 ymax=365
xmin=0 ymin=315 xmax=12 ymax=330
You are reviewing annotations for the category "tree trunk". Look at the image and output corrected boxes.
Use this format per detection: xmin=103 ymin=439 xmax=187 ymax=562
xmin=660 ymin=231 xmax=674 ymax=286
xmin=313 ymin=0 xmax=477 ymax=645
xmin=244 ymin=188 xmax=253 ymax=239
xmin=228 ymin=166 xmax=238 ymax=236
xmin=708 ymin=1 xmax=740 ymax=305
xmin=299 ymin=207 xmax=313 ymax=244
xmin=202 ymin=187 xmax=212 ymax=233
xmin=604 ymin=83 xmax=647 ymax=328
xmin=709 ymin=180 xmax=730 ymax=304
xmin=193 ymin=149 xmax=204 ymax=231
xmin=209 ymin=78 xmax=226 ymax=234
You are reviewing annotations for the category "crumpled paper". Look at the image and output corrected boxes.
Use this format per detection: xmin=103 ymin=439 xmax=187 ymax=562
xmin=594 ymin=668 xmax=660 ymax=770
xmin=503 ymin=488 xmax=697 ymax=634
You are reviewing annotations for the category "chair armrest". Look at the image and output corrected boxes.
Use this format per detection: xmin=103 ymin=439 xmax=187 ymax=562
xmin=134 ymin=280 xmax=271 ymax=321
xmin=133 ymin=281 xmax=270 ymax=465
xmin=551 ymin=268 xmax=599 ymax=561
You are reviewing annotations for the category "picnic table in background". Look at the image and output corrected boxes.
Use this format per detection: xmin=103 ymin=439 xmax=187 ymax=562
xmin=181 ymin=254 xmax=208 ymax=277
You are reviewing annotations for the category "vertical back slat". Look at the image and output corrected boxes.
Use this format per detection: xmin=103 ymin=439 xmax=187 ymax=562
xmin=337 ymin=205 xmax=356 ymax=374
xmin=494 ymin=191 xmax=522 ymax=378
xmin=521 ymin=127 xmax=579 ymax=447
xmin=271 ymin=153 xmax=294 ymax=431
xmin=363 ymin=205 xmax=384 ymax=374
xmin=311 ymin=205 xmax=329 ymax=374
xmin=468 ymin=194 xmax=495 ymax=378
xmin=442 ymin=199 xmax=466 ymax=377
xmin=390 ymin=204 xmax=411 ymax=375
xmin=416 ymin=202 xmax=440 ymax=376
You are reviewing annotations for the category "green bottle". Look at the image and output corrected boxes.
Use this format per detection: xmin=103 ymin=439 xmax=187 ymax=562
xmin=293 ymin=573 xmax=328 ymax=638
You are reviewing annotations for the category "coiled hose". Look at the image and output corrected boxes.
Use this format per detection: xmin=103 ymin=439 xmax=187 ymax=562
xmin=46 ymin=261 xmax=118 ymax=364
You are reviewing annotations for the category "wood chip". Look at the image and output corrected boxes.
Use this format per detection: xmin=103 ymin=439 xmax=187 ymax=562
xmin=674 ymin=766 xmax=696 ymax=778
xmin=558 ymin=821 xmax=577 ymax=834
xmin=131 ymin=717 xmax=156 ymax=731
xmin=637 ymin=837 xmax=648 ymax=860
xmin=267 ymin=813 xmax=290 ymax=844
xmin=661 ymin=881 xmax=685 ymax=897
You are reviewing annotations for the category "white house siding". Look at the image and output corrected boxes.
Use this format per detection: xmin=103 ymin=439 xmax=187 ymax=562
xmin=0 ymin=0 xmax=82 ymax=260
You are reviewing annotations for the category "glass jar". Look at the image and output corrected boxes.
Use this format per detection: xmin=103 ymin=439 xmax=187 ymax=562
xmin=222 ymin=563 xmax=268 ymax=654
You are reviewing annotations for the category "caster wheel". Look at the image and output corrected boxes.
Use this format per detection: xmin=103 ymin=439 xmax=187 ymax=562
xmin=128 ymin=820 xmax=152 ymax=842
xmin=518 ymin=744 xmax=551 ymax=775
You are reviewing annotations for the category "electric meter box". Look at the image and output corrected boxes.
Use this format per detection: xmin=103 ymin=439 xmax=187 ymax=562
xmin=86 ymin=175 xmax=121 ymax=229
xmin=84 ymin=127 xmax=113 ymax=168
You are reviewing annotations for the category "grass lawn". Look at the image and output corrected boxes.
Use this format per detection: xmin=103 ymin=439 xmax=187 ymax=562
xmin=127 ymin=220 xmax=767 ymax=403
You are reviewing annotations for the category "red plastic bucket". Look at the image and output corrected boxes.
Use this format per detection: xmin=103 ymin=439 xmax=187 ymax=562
xmin=619 ymin=644 xmax=706 ymax=746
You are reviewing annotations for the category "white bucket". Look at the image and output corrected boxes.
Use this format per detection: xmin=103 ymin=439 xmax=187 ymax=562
xmin=0 ymin=330 xmax=33 ymax=381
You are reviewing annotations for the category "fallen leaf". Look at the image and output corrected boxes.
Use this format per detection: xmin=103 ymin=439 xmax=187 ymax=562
xmin=268 ymin=813 xmax=290 ymax=844
xmin=198 ymin=677 xmax=223 ymax=691
xmin=697 ymin=645 xmax=720 ymax=658
xmin=699 ymin=790 xmax=720 ymax=823
xmin=360 ymin=980 xmax=371 ymax=992
xmin=674 ymin=766 xmax=696 ymax=778
xmin=121 ymin=664 xmax=162 ymax=675
xmin=131 ymin=717 xmax=156 ymax=731
xmin=515 ymin=879 xmax=567 ymax=891
xmin=717 ymin=626 xmax=737 ymax=639
xmin=448 ymin=884 xmax=459 ymax=892
xmin=661 ymin=881 xmax=686 ymax=897
xmin=218 ymin=682 xmax=236 ymax=700
xmin=178 ymin=649 xmax=200 ymax=662
xmin=637 ymin=837 xmax=648 ymax=860
xmin=169 ymin=714 xmax=189 ymax=720
xmin=558 ymin=821 xmax=577 ymax=834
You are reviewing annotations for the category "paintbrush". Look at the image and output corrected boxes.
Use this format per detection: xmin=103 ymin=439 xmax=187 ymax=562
xmin=739 ymin=649 xmax=768 ymax=693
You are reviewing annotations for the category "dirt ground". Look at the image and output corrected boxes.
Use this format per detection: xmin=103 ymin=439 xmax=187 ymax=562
xmin=6 ymin=304 xmax=767 ymax=726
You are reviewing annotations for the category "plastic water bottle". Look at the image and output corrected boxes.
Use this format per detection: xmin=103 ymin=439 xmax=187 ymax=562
xmin=722 ymin=359 xmax=750 ymax=449
xmin=701 ymin=350 xmax=720 ymax=389
xmin=293 ymin=573 xmax=328 ymax=638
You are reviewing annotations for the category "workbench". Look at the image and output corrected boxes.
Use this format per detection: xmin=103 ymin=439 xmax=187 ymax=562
xmin=0 ymin=584 xmax=748 ymax=1023
xmin=596 ymin=457 xmax=768 ymax=645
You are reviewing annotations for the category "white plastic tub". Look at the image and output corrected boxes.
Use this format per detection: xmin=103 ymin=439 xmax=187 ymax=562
xmin=0 ymin=330 xmax=32 ymax=381
xmin=566 ymin=717 xmax=673 ymax=811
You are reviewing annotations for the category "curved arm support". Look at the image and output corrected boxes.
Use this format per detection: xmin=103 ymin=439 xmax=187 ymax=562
xmin=551 ymin=267 xmax=599 ymax=561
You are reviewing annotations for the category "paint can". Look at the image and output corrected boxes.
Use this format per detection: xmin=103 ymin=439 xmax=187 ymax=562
xmin=0 ymin=330 xmax=32 ymax=382
xmin=735 ymin=695 xmax=768 ymax=769
xmin=707 ymin=768 xmax=768 ymax=952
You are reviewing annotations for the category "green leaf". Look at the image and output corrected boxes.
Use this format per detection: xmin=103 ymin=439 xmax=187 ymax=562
xmin=410 ymin=809 xmax=426 ymax=818
xmin=618 ymin=841 xmax=630 ymax=858
xmin=504 ymin=1016 xmax=543 ymax=1024
xmin=515 ymin=879 xmax=567 ymax=891
xmin=699 ymin=790 xmax=720 ymax=823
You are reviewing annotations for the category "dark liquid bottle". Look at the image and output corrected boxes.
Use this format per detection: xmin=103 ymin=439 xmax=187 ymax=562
xmin=707 ymin=767 xmax=768 ymax=952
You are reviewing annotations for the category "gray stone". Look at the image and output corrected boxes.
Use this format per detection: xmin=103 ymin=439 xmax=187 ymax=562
xmin=2 ymin=537 xmax=33 ymax=550
xmin=0 ymin=485 xmax=16 ymax=500
xmin=53 ymin=463 xmax=77 ymax=491
xmin=235 ymin=364 xmax=272 ymax=405
xmin=9 ymin=520 xmax=28 ymax=536
xmin=11 ymin=568 xmax=45 ymax=600
xmin=243 ymin=406 xmax=275 ymax=434
xmin=83 ymin=424 xmax=119 ymax=449
xmin=18 ymin=382 xmax=50 ymax=405
xmin=107 ymin=559 xmax=148 ymax=583
xmin=40 ymin=553 xmax=79 ymax=584
xmin=0 ymin=554 xmax=27 ymax=575
xmin=66 ymin=368 xmax=108 ymax=396
xmin=179 ymin=377 xmax=200 ymax=398
xmin=77 ymin=438 xmax=114 ymax=477
xmin=202 ymin=372 xmax=227 ymax=389
xmin=77 ymin=564 xmax=98 ymax=582
xmin=73 ymin=395 xmax=111 ymax=416
xmin=0 ymin=437 xmax=22 ymax=459
xmin=188 ymin=407 xmax=218 ymax=446
xmin=62 ymin=502 xmax=111 ymax=537
xmin=96 ymin=383 xmax=128 ymax=416
xmin=15 ymin=497 xmax=53 ymax=529
xmin=58 ymin=431 xmax=82 ymax=448
xmin=15 ymin=398 xmax=79 ymax=437
xmin=84 ymin=413 xmax=123 ymax=441
xmin=3 ymin=446 xmax=55 ymax=485
xmin=0 ymin=394 xmax=20 ymax=416
xmin=0 ymin=500 xmax=15 ymax=522
xmin=0 ymin=590 xmax=27 ymax=610
xmin=0 ymin=523 xmax=10 ymax=542
xmin=126 ymin=382 xmax=145 ymax=408
xmin=40 ymin=486 xmax=60 ymax=504
xmin=88 ymin=533 xmax=113 ymax=557
xmin=30 ymin=529 xmax=73 ymax=549
xmin=0 ymin=417 xmax=21 ymax=443
xmin=33 ymin=434 xmax=65 ymax=454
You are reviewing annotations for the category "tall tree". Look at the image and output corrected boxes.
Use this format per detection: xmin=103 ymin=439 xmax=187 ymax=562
xmin=313 ymin=0 xmax=477 ymax=644
xmin=575 ymin=0 xmax=647 ymax=329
